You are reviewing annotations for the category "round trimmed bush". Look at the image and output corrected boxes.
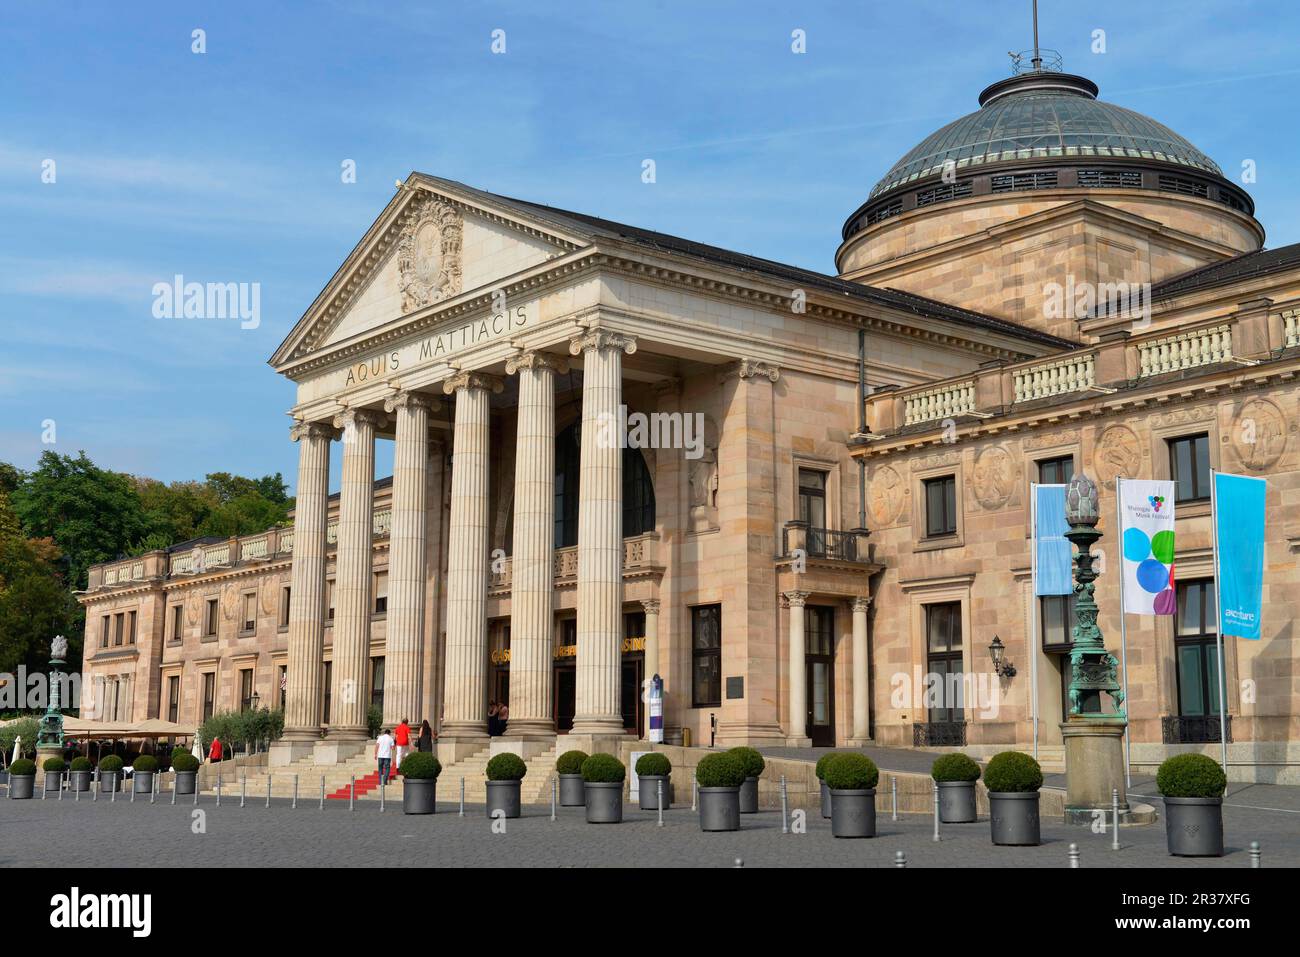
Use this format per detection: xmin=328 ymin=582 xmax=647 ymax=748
xmin=171 ymin=751 xmax=200 ymax=773
xmin=728 ymin=746 xmax=765 ymax=779
xmin=556 ymin=749 xmax=588 ymax=775
xmin=695 ymin=752 xmax=745 ymax=789
xmin=983 ymin=751 xmax=1042 ymax=793
xmin=635 ymin=752 xmax=671 ymax=777
xmin=931 ymin=753 xmax=981 ymax=783
xmin=8 ymin=758 xmax=35 ymax=776
xmin=70 ymin=757 xmax=93 ymax=772
xmin=43 ymin=756 xmax=67 ymax=773
xmin=1157 ymin=753 xmax=1227 ymax=798
xmin=814 ymin=752 xmax=840 ymax=781
xmin=133 ymin=755 xmax=159 ymax=773
xmin=98 ymin=755 xmax=124 ymax=773
xmin=581 ymin=753 xmax=626 ymax=784
xmin=485 ymin=753 xmax=527 ymax=782
xmin=399 ymin=752 xmax=442 ymax=780
xmin=823 ymin=753 xmax=879 ymax=791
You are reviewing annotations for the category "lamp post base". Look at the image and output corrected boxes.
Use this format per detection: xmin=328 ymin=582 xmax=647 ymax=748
xmin=1061 ymin=718 xmax=1128 ymax=819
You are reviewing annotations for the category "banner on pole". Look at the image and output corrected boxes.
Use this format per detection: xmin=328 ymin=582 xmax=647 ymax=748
xmin=1033 ymin=484 xmax=1073 ymax=596
xmin=1119 ymin=479 xmax=1177 ymax=615
xmin=648 ymin=674 xmax=664 ymax=744
xmin=1214 ymin=472 xmax=1266 ymax=640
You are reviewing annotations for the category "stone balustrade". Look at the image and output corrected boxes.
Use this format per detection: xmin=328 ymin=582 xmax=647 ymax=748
xmin=1138 ymin=323 xmax=1233 ymax=377
xmin=1013 ymin=352 xmax=1095 ymax=402
xmin=489 ymin=533 xmax=660 ymax=592
xmin=903 ymin=379 xmax=976 ymax=425
xmin=1284 ymin=308 xmax=1300 ymax=348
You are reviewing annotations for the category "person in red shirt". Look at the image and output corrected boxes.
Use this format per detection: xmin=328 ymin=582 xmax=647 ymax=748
xmin=392 ymin=719 xmax=411 ymax=776
xmin=208 ymin=737 xmax=222 ymax=763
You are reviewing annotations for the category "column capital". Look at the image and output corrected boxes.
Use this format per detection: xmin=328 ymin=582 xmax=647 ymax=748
xmin=640 ymin=598 xmax=661 ymax=615
xmin=442 ymin=370 xmax=504 ymax=395
xmin=850 ymin=595 xmax=872 ymax=613
xmin=289 ymin=420 xmax=341 ymax=443
xmin=331 ymin=408 xmax=387 ymax=432
xmin=781 ymin=590 xmax=810 ymax=608
xmin=568 ymin=329 xmax=637 ymax=357
xmin=383 ymin=390 xmax=441 ymax=414
xmin=505 ymin=350 xmax=569 ymax=376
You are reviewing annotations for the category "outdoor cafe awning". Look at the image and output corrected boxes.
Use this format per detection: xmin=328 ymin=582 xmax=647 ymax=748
xmin=58 ymin=717 xmax=194 ymax=739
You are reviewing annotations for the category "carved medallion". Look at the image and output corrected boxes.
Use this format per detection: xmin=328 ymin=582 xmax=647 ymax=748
xmin=220 ymin=584 xmax=239 ymax=621
xmin=260 ymin=577 xmax=280 ymax=616
xmin=397 ymin=196 xmax=463 ymax=312
xmin=868 ymin=465 xmax=905 ymax=527
xmin=1093 ymin=425 xmax=1141 ymax=488
xmin=972 ymin=445 xmax=1014 ymax=510
xmin=185 ymin=591 xmax=200 ymax=626
xmin=1233 ymin=397 xmax=1287 ymax=472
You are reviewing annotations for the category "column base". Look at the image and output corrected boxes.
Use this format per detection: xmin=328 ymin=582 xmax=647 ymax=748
xmin=844 ymin=736 xmax=874 ymax=747
xmin=269 ymin=739 xmax=318 ymax=767
xmin=491 ymin=735 xmax=557 ymax=761
xmin=784 ymin=736 xmax=813 ymax=748
xmin=561 ymin=731 xmax=629 ymax=757
xmin=281 ymin=727 xmax=322 ymax=743
xmin=1061 ymin=719 xmax=1129 ymax=812
xmin=438 ymin=735 xmax=491 ymax=763
xmin=569 ymin=715 xmax=626 ymax=737
xmin=312 ymin=740 xmax=368 ymax=765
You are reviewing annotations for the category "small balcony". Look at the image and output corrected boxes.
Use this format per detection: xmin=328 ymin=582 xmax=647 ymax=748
xmin=781 ymin=522 xmax=872 ymax=563
xmin=488 ymin=532 xmax=663 ymax=593
xmin=1162 ymin=714 xmax=1232 ymax=745
xmin=913 ymin=721 xmax=968 ymax=747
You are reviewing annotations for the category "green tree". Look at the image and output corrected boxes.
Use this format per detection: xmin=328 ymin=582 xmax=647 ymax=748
xmin=0 ymin=492 xmax=80 ymax=675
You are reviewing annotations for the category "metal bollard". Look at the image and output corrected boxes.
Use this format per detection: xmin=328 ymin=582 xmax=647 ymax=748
xmin=42 ymin=777 xmax=47 ymax=800
xmin=193 ymin=774 xmax=199 ymax=806
xmin=58 ymin=775 xmax=63 ymax=801
xmin=240 ymin=777 xmax=246 ymax=808
xmin=150 ymin=773 xmax=157 ymax=804
xmin=779 ymin=775 xmax=788 ymax=834
xmin=112 ymin=775 xmax=117 ymax=803
xmin=216 ymin=774 xmax=221 ymax=807
xmin=171 ymin=775 xmax=176 ymax=806
xmin=319 ymin=776 xmax=325 ymax=811
xmin=75 ymin=776 xmax=80 ymax=802
xmin=459 ymin=777 xmax=464 ymax=817
xmin=1250 ymin=841 xmax=1261 ymax=868
xmin=293 ymin=774 xmax=298 ymax=810
xmin=657 ymin=779 xmax=665 ymax=828
xmin=93 ymin=768 xmax=99 ymax=802
xmin=349 ymin=776 xmax=355 ymax=812
xmin=550 ymin=777 xmax=556 ymax=822
xmin=267 ymin=774 xmax=272 ymax=809
xmin=130 ymin=776 xmax=135 ymax=803
xmin=894 ymin=851 xmax=907 ymax=868
xmin=692 ymin=776 xmax=698 ymax=812
xmin=932 ymin=781 xmax=940 ymax=842
xmin=734 ymin=857 xmax=744 ymax=868
xmin=380 ymin=777 xmax=386 ymax=813
xmin=1111 ymin=788 xmax=1120 ymax=851
xmin=891 ymin=777 xmax=898 ymax=821
xmin=1068 ymin=843 xmax=1080 ymax=868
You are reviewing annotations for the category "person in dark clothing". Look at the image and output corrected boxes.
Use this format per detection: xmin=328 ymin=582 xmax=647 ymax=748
xmin=417 ymin=720 xmax=434 ymax=753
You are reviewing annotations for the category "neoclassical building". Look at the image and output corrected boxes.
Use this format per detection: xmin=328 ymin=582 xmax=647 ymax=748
xmin=80 ymin=59 xmax=1299 ymax=780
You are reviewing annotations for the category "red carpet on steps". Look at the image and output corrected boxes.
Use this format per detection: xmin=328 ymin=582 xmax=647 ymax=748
xmin=325 ymin=769 xmax=400 ymax=799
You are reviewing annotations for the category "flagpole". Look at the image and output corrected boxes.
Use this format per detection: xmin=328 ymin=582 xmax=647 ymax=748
xmin=1210 ymin=469 xmax=1229 ymax=771
xmin=1030 ymin=483 xmax=1039 ymax=763
xmin=1115 ymin=478 xmax=1132 ymax=789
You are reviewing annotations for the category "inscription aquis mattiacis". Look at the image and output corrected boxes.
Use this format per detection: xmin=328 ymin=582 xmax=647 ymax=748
xmin=341 ymin=305 xmax=528 ymax=387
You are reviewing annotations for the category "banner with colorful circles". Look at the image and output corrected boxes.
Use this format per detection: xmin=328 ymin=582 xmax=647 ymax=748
xmin=1118 ymin=479 xmax=1177 ymax=615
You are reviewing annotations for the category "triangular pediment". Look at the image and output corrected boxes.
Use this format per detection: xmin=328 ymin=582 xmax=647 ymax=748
xmin=270 ymin=175 xmax=592 ymax=370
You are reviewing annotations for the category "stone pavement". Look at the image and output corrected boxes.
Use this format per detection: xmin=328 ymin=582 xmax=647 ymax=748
xmin=1 ymin=788 xmax=1294 ymax=868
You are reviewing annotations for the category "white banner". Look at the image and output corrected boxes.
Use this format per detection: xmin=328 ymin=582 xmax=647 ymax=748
xmin=1118 ymin=479 xmax=1177 ymax=615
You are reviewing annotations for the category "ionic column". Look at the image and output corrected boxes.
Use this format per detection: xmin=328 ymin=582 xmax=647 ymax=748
xmin=328 ymin=408 xmax=385 ymax=741
xmin=641 ymin=598 xmax=661 ymax=741
xmin=505 ymin=351 xmax=567 ymax=737
xmin=849 ymin=596 xmax=872 ymax=745
xmin=382 ymin=390 xmax=439 ymax=727
xmin=784 ymin=591 xmax=810 ymax=745
xmin=283 ymin=421 xmax=335 ymax=740
xmin=440 ymin=371 xmax=502 ymax=743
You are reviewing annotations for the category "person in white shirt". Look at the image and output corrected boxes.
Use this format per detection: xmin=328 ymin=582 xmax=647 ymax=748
xmin=375 ymin=729 xmax=395 ymax=784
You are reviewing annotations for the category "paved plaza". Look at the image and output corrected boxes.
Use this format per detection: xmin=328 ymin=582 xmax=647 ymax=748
xmin=1 ymin=785 xmax=1294 ymax=868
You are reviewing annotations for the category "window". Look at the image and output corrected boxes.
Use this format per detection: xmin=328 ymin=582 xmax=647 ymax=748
xmin=991 ymin=170 xmax=1058 ymax=192
xmin=373 ymin=572 xmax=388 ymax=615
xmin=201 ymin=672 xmax=216 ymax=722
xmin=1078 ymin=168 xmax=1142 ymax=189
xmin=559 ymin=617 xmax=577 ymax=649
xmin=322 ymin=662 xmax=332 ymax=725
xmin=623 ymin=448 xmax=656 ymax=537
xmin=925 ymin=603 xmax=964 ymax=723
xmin=1040 ymin=594 xmax=1075 ymax=649
xmin=166 ymin=676 xmax=179 ymax=723
xmin=916 ymin=180 xmax=973 ymax=206
xmin=1037 ymin=455 xmax=1074 ymax=485
xmin=127 ymin=610 xmax=137 ymax=644
xmin=279 ymin=586 xmax=291 ymax=629
xmin=369 ymin=657 xmax=385 ymax=713
xmin=242 ymin=593 xmax=256 ymax=633
xmin=171 ymin=604 xmax=183 ymax=642
xmin=239 ymin=669 xmax=254 ymax=711
xmin=1175 ymin=581 xmax=1221 ymax=718
xmin=624 ymin=610 xmax=646 ymax=640
xmin=798 ymin=468 xmax=829 ymax=556
xmin=100 ymin=615 xmax=110 ymax=648
xmin=555 ymin=424 xmax=581 ymax=548
xmin=113 ymin=613 xmax=124 ymax=646
xmin=205 ymin=599 xmax=219 ymax=637
xmin=1169 ymin=433 xmax=1211 ymax=503
xmin=278 ymin=665 xmax=287 ymax=710
xmin=923 ymin=476 xmax=958 ymax=538
xmin=326 ymin=580 xmax=335 ymax=622
xmin=1158 ymin=174 xmax=1208 ymax=198
xmin=691 ymin=605 xmax=722 ymax=708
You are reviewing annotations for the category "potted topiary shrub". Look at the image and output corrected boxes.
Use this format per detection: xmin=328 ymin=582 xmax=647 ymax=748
xmin=1157 ymin=753 xmax=1227 ymax=857
xmin=815 ymin=752 xmax=839 ymax=819
xmin=133 ymin=755 xmax=158 ymax=794
xmin=98 ymin=755 xmax=124 ymax=793
xmin=7 ymin=758 xmax=35 ymax=799
xmin=728 ymin=747 xmax=765 ymax=813
xmin=696 ymin=752 xmax=745 ymax=831
xmin=399 ymin=752 xmax=442 ymax=814
xmin=556 ymin=749 xmax=588 ymax=807
xmin=43 ymin=756 xmax=67 ymax=792
xmin=825 ymin=753 xmax=879 ymax=838
xmin=69 ymin=757 xmax=93 ymax=792
xmin=485 ymin=753 xmax=526 ymax=819
xmin=984 ymin=751 xmax=1042 ymax=846
xmin=582 ymin=753 xmax=626 ymax=823
xmin=931 ymin=753 xmax=981 ymax=823
xmin=635 ymin=752 xmax=672 ymax=810
xmin=171 ymin=749 xmax=200 ymax=795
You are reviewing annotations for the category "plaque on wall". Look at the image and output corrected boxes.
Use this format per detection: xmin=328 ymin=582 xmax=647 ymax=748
xmin=726 ymin=676 xmax=745 ymax=700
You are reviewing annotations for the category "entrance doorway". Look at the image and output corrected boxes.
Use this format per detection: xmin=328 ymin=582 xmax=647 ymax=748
xmin=553 ymin=664 xmax=575 ymax=732
xmin=806 ymin=605 xmax=836 ymax=747
xmin=621 ymin=657 xmax=644 ymax=736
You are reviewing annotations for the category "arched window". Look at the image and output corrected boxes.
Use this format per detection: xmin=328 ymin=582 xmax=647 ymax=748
xmin=553 ymin=422 xmax=657 ymax=546
xmin=623 ymin=448 xmax=655 ymax=536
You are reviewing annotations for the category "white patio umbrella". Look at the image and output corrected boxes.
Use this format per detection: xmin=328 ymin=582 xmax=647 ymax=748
xmin=191 ymin=729 xmax=202 ymax=761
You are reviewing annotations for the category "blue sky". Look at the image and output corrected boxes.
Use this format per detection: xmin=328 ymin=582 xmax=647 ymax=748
xmin=3 ymin=0 xmax=1298 ymax=494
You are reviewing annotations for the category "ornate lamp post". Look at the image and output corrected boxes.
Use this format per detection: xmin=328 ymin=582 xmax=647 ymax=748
xmin=1061 ymin=475 xmax=1130 ymax=823
xmin=35 ymin=635 xmax=69 ymax=768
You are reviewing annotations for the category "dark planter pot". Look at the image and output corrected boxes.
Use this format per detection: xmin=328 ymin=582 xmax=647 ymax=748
xmin=820 ymin=780 xmax=831 ymax=819
xmin=1164 ymin=797 xmax=1224 ymax=857
xmin=738 ymin=775 xmax=759 ymax=814
xmin=558 ymin=773 xmax=585 ymax=807
xmin=485 ymin=779 xmax=521 ymax=819
xmin=100 ymin=772 xmax=121 ymax=793
xmin=9 ymin=775 xmax=34 ymax=799
xmin=937 ymin=780 xmax=978 ymax=823
xmin=830 ymin=789 xmax=877 ymax=838
xmin=638 ymin=774 xmax=671 ymax=810
xmin=585 ymin=782 xmax=623 ymax=823
xmin=44 ymin=771 xmax=63 ymax=792
xmin=402 ymin=777 xmax=437 ymax=814
xmin=69 ymin=770 xmax=91 ymax=792
xmin=698 ymin=786 xmax=741 ymax=831
xmin=133 ymin=771 xmax=154 ymax=794
xmin=989 ymin=791 xmax=1041 ymax=846
xmin=174 ymin=771 xmax=197 ymax=795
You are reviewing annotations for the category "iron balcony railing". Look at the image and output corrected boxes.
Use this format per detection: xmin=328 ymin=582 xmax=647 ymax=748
xmin=1162 ymin=714 xmax=1232 ymax=745
xmin=913 ymin=721 xmax=968 ymax=747
xmin=781 ymin=522 xmax=870 ymax=562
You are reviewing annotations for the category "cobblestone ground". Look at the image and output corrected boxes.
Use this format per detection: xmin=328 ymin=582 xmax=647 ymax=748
xmin=1 ymin=789 xmax=1294 ymax=867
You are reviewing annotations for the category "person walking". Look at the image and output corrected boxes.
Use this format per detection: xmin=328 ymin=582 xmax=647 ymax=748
xmin=487 ymin=700 xmax=500 ymax=736
xmin=393 ymin=718 xmax=411 ymax=773
xmin=375 ymin=728 xmax=395 ymax=784
xmin=208 ymin=736 xmax=223 ymax=764
xmin=417 ymin=720 xmax=434 ymax=753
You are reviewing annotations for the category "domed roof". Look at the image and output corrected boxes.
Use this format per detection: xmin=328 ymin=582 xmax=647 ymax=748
xmin=869 ymin=71 xmax=1222 ymax=200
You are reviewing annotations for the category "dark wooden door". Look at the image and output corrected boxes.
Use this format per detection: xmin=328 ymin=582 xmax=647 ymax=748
xmin=554 ymin=665 xmax=576 ymax=732
xmin=621 ymin=657 xmax=644 ymax=736
xmin=806 ymin=605 xmax=836 ymax=747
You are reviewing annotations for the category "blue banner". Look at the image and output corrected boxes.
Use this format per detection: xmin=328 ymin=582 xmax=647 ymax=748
xmin=1215 ymin=472 xmax=1266 ymax=640
xmin=1034 ymin=484 xmax=1073 ymax=596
